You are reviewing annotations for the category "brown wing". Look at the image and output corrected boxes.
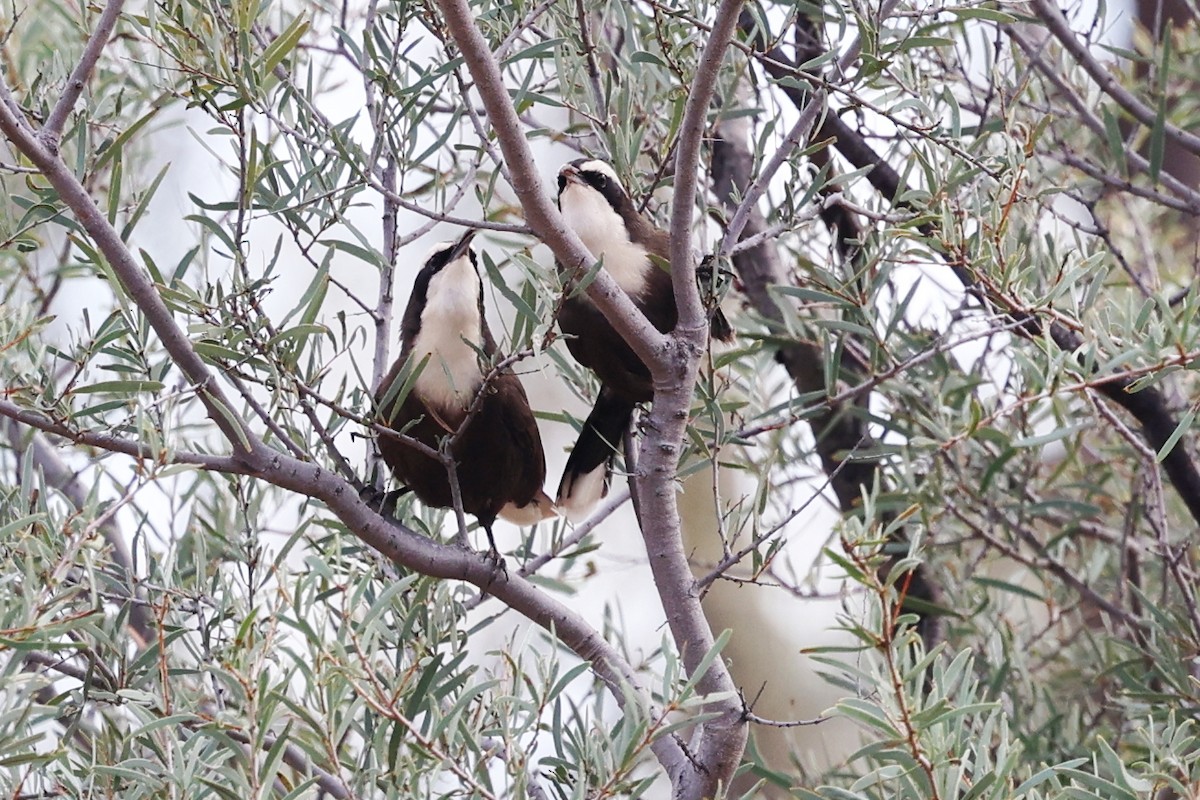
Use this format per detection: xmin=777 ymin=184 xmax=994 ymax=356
xmin=452 ymin=371 xmax=547 ymax=517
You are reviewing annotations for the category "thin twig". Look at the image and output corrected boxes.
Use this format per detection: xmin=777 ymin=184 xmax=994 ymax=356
xmin=40 ymin=0 xmax=126 ymax=148
xmin=1027 ymin=0 xmax=1200 ymax=159
xmin=718 ymin=92 xmax=825 ymax=257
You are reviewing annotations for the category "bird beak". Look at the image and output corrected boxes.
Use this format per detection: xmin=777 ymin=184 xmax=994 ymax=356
xmin=559 ymin=163 xmax=584 ymax=186
xmin=448 ymin=229 xmax=476 ymax=262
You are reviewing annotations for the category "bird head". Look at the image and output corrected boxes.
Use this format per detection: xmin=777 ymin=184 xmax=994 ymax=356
xmin=556 ymin=159 xmax=655 ymax=277
xmin=557 ymin=158 xmax=630 ymax=212
xmin=422 ymin=228 xmax=477 ymax=275
xmin=414 ymin=229 xmax=482 ymax=324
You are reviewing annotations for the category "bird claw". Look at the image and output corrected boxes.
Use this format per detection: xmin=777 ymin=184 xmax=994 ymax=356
xmin=485 ymin=547 xmax=508 ymax=577
xmin=481 ymin=527 xmax=507 ymax=576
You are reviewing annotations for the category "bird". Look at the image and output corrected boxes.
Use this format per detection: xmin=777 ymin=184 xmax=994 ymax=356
xmin=375 ymin=230 xmax=555 ymax=554
xmin=554 ymin=158 xmax=732 ymax=521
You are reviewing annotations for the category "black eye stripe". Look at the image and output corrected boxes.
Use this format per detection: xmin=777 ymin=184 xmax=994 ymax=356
xmin=557 ymin=161 xmax=627 ymax=206
xmin=580 ymin=170 xmax=626 ymax=207
xmin=428 ymin=247 xmax=468 ymax=272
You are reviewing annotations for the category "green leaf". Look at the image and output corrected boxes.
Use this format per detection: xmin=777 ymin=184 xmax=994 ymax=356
xmin=121 ymin=164 xmax=171 ymax=242
xmin=971 ymin=575 xmax=1044 ymax=601
xmin=377 ymin=353 xmax=431 ymax=413
xmin=1147 ymin=32 xmax=1171 ymax=183
xmin=1101 ymin=105 xmax=1126 ymax=171
xmin=891 ymin=36 xmax=955 ymax=52
xmin=1014 ymin=762 xmax=1081 ymax=796
xmin=260 ymin=15 xmax=310 ymax=75
xmin=679 ymin=629 xmax=732 ymax=697
xmin=325 ymin=238 xmax=383 ymax=268
xmin=1059 ymin=768 xmax=1138 ymax=800
xmin=1011 ymin=422 xmax=1089 ymax=449
xmin=1155 ymin=403 xmax=1196 ymax=462
xmin=186 ymin=212 xmax=240 ymax=256
xmin=258 ymin=721 xmax=294 ymax=787
xmin=72 ymin=380 xmax=165 ymax=394
xmin=948 ymin=7 xmax=1019 ymax=22
xmin=630 ymin=50 xmax=666 ymax=67
xmin=0 ymin=514 xmax=45 ymax=539
xmin=837 ymin=698 xmax=898 ymax=735
xmin=94 ymin=103 xmax=166 ymax=173
xmin=502 ymin=37 xmax=565 ymax=64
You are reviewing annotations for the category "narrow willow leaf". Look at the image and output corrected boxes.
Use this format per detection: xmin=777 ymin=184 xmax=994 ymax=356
xmin=260 ymin=15 xmax=310 ymax=75
xmin=1155 ymin=404 xmax=1196 ymax=462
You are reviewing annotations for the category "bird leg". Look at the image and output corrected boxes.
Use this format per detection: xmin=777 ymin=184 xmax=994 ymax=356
xmin=480 ymin=521 xmax=506 ymax=575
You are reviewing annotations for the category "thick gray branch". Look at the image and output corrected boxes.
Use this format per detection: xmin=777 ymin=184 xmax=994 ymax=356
xmin=434 ymin=0 xmax=751 ymax=793
xmin=431 ymin=0 xmax=692 ymax=779
xmin=0 ymin=399 xmax=254 ymax=475
xmin=667 ymin=0 xmax=746 ymax=337
xmin=643 ymin=0 xmax=750 ymax=796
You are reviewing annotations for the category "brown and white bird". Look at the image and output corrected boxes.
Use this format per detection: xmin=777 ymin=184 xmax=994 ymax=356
xmin=376 ymin=230 xmax=555 ymax=550
xmin=555 ymin=158 xmax=731 ymax=521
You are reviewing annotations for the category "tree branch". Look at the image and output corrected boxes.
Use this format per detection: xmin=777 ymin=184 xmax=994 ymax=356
xmin=435 ymin=0 xmax=750 ymax=793
xmin=0 ymin=399 xmax=254 ymax=476
xmin=431 ymin=0 xmax=669 ymax=375
xmin=4 ymin=420 xmax=156 ymax=645
xmin=638 ymin=0 xmax=751 ymax=796
xmin=0 ymin=35 xmax=674 ymax=779
xmin=745 ymin=17 xmax=1200 ymax=531
xmin=1028 ymin=0 xmax=1200 ymax=160
xmin=667 ymin=0 xmax=745 ymax=337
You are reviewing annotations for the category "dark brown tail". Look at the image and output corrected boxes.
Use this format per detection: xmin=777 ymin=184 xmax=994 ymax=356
xmin=557 ymin=386 xmax=635 ymax=522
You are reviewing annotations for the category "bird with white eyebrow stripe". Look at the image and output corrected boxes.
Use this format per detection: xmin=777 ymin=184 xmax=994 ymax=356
xmin=375 ymin=230 xmax=555 ymax=554
xmin=554 ymin=158 xmax=732 ymax=522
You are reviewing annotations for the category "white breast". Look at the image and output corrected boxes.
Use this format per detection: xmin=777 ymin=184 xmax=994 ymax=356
xmin=410 ymin=254 xmax=485 ymax=414
xmin=560 ymin=183 xmax=651 ymax=297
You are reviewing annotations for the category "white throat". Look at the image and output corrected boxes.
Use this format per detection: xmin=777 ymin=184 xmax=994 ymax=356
xmin=559 ymin=183 xmax=651 ymax=297
xmin=410 ymin=254 xmax=485 ymax=414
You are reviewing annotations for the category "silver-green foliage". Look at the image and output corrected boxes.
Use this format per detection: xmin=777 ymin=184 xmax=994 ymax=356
xmin=2 ymin=0 xmax=1200 ymax=796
